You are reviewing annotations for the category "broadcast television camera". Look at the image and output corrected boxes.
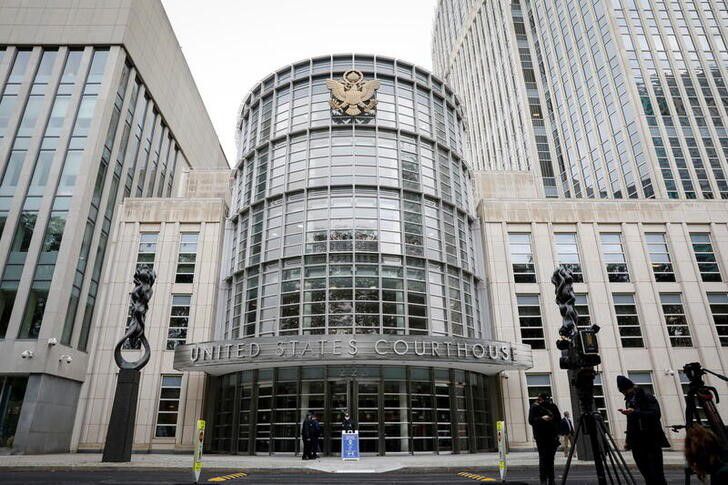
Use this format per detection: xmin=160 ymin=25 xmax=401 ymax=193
xmin=556 ymin=325 xmax=602 ymax=370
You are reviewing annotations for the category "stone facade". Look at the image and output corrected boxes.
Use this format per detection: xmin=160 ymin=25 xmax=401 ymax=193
xmin=478 ymin=173 xmax=728 ymax=449
xmin=74 ymin=170 xmax=229 ymax=452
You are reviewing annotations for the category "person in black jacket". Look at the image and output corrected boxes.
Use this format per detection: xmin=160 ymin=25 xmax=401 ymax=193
xmin=529 ymin=393 xmax=561 ymax=485
xmin=301 ymin=413 xmax=314 ymax=460
xmin=342 ymin=412 xmax=356 ymax=432
xmin=616 ymin=375 xmax=669 ymax=485
xmin=310 ymin=415 xmax=321 ymax=459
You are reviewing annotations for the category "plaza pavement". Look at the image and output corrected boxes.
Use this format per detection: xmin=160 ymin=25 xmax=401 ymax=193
xmin=0 ymin=450 xmax=687 ymax=473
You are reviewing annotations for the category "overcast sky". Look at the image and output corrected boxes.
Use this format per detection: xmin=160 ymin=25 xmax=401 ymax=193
xmin=161 ymin=0 xmax=439 ymax=166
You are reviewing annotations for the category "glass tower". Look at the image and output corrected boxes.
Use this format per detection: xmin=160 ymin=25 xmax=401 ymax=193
xmin=226 ymin=54 xmax=482 ymax=340
xmin=432 ymin=0 xmax=728 ymax=200
xmin=0 ymin=46 xmax=187 ymax=350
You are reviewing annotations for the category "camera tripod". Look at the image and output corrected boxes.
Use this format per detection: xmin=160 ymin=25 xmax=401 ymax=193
xmin=552 ymin=267 xmax=635 ymax=485
xmin=561 ymin=368 xmax=636 ymax=485
xmin=670 ymin=362 xmax=728 ymax=484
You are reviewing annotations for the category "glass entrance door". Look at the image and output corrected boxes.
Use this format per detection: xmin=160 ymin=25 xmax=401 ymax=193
xmin=356 ymin=380 xmax=380 ymax=454
xmin=327 ymin=378 xmax=351 ymax=455
xmin=325 ymin=377 xmax=383 ymax=455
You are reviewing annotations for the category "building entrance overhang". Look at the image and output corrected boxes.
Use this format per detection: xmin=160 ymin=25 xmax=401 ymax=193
xmin=173 ymin=335 xmax=533 ymax=376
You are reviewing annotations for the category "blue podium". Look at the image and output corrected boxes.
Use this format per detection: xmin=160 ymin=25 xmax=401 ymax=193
xmin=341 ymin=431 xmax=360 ymax=461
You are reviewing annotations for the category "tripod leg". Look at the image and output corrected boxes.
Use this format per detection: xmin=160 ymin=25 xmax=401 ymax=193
xmin=597 ymin=419 xmax=637 ymax=485
xmin=599 ymin=432 xmax=619 ymax=485
xmin=561 ymin=415 xmax=584 ymax=485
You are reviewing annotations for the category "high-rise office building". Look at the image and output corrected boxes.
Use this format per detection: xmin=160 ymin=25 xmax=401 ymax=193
xmin=434 ymin=0 xmax=728 ymax=450
xmin=433 ymin=0 xmax=728 ymax=200
xmin=0 ymin=0 xmax=227 ymax=453
xmin=173 ymin=54 xmax=531 ymax=455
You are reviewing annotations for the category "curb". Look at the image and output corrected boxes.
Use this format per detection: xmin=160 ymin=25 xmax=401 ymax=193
xmin=0 ymin=463 xmax=686 ymax=473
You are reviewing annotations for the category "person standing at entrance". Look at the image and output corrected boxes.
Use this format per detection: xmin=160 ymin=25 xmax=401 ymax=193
xmin=559 ymin=410 xmax=575 ymax=457
xmin=310 ymin=415 xmax=322 ymax=459
xmin=529 ymin=393 xmax=561 ymax=485
xmin=616 ymin=375 xmax=669 ymax=485
xmin=301 ymin=413 xmax=314 ymax=460
xmin=342 ymin=411 xmax=356 ymax=432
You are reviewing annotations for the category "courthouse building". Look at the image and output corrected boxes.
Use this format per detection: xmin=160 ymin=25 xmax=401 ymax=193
xmin=173 ymin=55 xmax=531 ymax=455
xmin=3 ymin=0 xmax=728 ymax=457
xmin=433 ymin=0 xmax=728 ymax=449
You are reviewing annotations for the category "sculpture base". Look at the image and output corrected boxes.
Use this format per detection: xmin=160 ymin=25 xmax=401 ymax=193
xmin=102 ymin=368 xmax=140 ymax=462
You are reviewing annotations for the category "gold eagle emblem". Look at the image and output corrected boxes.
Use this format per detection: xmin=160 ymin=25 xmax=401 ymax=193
xmin=326 ymin=70 xmax=380 ymax=116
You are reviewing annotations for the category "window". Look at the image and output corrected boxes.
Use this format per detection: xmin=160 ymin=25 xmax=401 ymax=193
xmin=660 ymin=293 xmax=693 ymax=347
xmin=574 ymin=294 xmax=591 ymax=328
xmin=613 ymin=294 xmax=643 ymax=347
xmin=166 ymin=295 xmax=191 ymax=350
xmin=645 ymin=233 xmax=675 ymax=282
xmin=600 ymin=233 xmax=629 ymax=282
xmin=136 ymin=233 xmax=158 ymax=271
xmin=508 ymin=233 xmax=536 ymax=283
xmin=627 ymin=371 xmax=654 ymax=395
xmin=175 ymin=233 xmax=198 ymax=283
xmin=155 ymin=375 xmax=182 ymax=437
xmin=526 ymin=374 xmax=552 ymax=405
xmin=516 ymin=294 xmax=545 ymax=349
xmin=554 ymin=233 xmax=583 ymax=282
xmin=690 ymin=233 xmax=722 ymax=282
xmin=707 ymin=293 xmax=728 ymax=346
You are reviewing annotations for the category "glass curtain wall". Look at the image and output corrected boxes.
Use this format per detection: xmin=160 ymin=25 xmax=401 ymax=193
xmin=209 ymin=366 xmax=495 ymax=456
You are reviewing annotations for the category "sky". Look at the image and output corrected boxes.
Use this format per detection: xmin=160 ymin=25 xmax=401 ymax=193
xmin=161 ymin=0 xmax=439 ymax=166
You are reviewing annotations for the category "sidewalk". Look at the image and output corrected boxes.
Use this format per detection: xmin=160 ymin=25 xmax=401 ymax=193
xmin=0 ymin=450 xmax=687 ymax=473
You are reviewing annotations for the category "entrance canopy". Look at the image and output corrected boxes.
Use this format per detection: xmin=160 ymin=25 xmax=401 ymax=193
xmin=173 ymin=335 xmax=532 ymax=376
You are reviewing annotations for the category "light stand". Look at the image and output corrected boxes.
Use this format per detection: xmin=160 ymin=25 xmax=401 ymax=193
xmin=551 ymin=267 xmax=635 ymax=485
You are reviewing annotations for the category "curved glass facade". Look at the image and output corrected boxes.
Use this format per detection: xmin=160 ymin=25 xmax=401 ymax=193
xmin=210 ymin=365 xmax=495 ymax=455
xmin=207 ymin=55 xmax=501 ymax=456
xmin=222 ymin=55 xmax=484 ymax=341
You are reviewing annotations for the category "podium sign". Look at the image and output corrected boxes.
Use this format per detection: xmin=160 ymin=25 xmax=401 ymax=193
xmin=193 ymin=419 xmax=205 ymax=483
xmin=496 ymin=420 xmax=506 ymax=482
xmin=341 ymin=431 xmax=360 ymax=460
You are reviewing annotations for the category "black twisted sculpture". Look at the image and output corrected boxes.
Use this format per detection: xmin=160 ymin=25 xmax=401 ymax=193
xmin=551 ymin=266 xmax=578 ymax=341
xmin=114 ymin=267 xmax=156 ymax=370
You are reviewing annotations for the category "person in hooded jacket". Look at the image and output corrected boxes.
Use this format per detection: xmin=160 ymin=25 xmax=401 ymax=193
xmin=616 ymin=375 xmax=669 ymax=485
xmin=529 ymin=392 xmax=562 ymax=485
xmin=310 ymin=415 xmax=321 ymax=459
xmin=301 ymin=413 xmax=315 ymax=460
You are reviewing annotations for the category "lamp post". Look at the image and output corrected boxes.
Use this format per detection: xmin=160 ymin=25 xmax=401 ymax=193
xmin=102 ymin=267 xmax=156 ymax=462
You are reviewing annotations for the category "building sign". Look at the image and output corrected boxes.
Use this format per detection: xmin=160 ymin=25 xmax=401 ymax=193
xmin=341 ymin=431 xmax=360 ymax=461
xmin=174 ymin=335 xmax=532 ymax=375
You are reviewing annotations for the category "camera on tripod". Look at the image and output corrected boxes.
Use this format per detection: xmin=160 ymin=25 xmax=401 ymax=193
xmin=556 ymin=325 xmax=602 ymax=370
xmin=551 ymin=267 xmax=635 ymax=485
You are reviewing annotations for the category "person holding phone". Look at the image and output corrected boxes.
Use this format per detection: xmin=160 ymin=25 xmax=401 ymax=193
xmin=616 ymin=375 xmax=669 ymax=485
xmin=529 ymin=393 xmax=561 ymax=485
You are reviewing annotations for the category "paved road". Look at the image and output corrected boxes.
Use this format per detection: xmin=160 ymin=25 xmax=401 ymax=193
xmin=0 ymin=467 xmax=687 ymax=484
